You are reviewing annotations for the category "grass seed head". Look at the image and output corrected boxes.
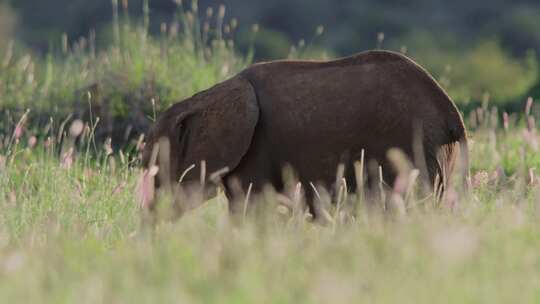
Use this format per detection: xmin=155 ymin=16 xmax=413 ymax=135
xmin=69 ymin=119 xmax=84 ymax=138
xmin=218 ymin=5 xmax=226 ymax=18
xmin=526 ymin=97 xmax=534 ymax=116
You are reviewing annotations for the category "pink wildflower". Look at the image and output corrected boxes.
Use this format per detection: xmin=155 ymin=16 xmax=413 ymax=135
xmin=27 ymin=136 xmax=37 ymax=149
xmin=13 ymin=124 xmax=23 ymax=140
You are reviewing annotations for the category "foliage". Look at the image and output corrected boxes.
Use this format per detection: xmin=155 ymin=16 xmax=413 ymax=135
xmin=402 ymin=34 xmax=538 ymax=105
xmin=0 ymin=3 xmax=246 ymax=140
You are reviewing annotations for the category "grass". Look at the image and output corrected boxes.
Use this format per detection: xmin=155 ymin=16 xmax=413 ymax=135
xmin=2 ymin=3 xmax=540 ymax=303
xmin=2 ymin=98 xmax=540 ymax=303
xmin=0 ymin=94 xmax=540 ymax=303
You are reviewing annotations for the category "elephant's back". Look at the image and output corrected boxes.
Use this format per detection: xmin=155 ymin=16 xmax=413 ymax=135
xmin=244 ymin=50 xmax=455 ymax=111
xmin=243 ymin=51 xmax=462 ymax=139
xmin=240 ymin=50 xmax=465 ymax=183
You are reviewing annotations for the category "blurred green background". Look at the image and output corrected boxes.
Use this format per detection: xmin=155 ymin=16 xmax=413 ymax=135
xmin=3 ymin=0 xmax=540 ymax=106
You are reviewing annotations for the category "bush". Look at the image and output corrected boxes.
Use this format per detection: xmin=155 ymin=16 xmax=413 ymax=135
xmin=401 ymin=32 xmax=538 ymax=105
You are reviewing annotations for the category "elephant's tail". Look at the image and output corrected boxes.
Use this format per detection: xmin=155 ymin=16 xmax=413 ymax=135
xmin=437 ymin=126 xmax=469 ymax=194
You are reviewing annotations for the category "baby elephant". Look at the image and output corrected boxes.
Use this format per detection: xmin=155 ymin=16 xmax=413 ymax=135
xmin=141 ymin=50 xmax=468 ymax=216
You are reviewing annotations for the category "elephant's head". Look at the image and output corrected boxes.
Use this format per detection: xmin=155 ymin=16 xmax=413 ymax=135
xmin=139 ymin=76 xmax=259 ymax=209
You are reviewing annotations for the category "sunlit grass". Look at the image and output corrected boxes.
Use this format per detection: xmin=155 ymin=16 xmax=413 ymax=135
xmin=2 ymin=104 xmax=540 ymax=303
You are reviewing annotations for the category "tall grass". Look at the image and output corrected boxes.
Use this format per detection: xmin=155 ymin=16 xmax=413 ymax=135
xmin=0 ymin=1 xmax=249 ymax=142
xmin=2 ymin=105 xmax=540 ymax=302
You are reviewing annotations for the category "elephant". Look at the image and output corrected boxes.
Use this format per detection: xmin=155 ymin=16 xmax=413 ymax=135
xmin=141 ymin=50 xmax=468 ymax=216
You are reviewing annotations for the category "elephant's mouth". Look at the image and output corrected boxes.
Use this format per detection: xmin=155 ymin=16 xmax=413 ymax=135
xmin=177 ymin=164 xmax=229 ymax=202
xmin=136 ymin=163 xmax=225 ymax=212
xmin=136 ymin=165 xmax=158 ymax=210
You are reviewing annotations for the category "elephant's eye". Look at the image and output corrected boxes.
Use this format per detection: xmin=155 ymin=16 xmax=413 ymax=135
xmin=177 ymin=122 xmax=190 ymax=158
xmin=177 ymin=123 xmax=184 ymax=141
xmin=178 ymin=123 xmax=188 ymax=143
xmin=174 ymin=113 xmax=192 ymax=157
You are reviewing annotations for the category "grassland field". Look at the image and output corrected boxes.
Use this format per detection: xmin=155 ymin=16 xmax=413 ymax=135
xmin=2 ymin=7 xmax=540 ymax=303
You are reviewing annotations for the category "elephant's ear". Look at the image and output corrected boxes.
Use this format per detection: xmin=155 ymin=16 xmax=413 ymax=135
xmin=179 ymin=76 xmax=259 ymax=181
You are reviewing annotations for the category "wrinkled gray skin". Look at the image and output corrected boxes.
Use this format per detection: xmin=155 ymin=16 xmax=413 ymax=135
xmin=142 ymin=50 xmax=468 ymax=216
